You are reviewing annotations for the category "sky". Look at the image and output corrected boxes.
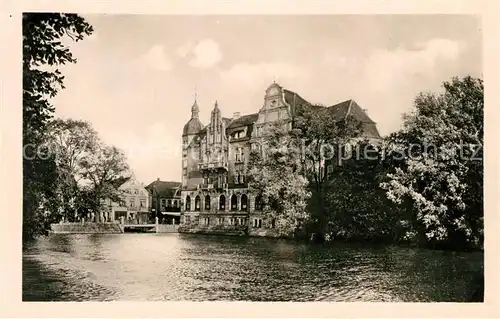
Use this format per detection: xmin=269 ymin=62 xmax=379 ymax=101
xmin=52 ymin=14 xmax=482 ymax=184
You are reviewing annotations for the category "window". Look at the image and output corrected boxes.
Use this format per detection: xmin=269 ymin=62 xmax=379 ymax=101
xmin=271 ymin=219 xmax=276 ymax=228
xmin=241 ymin=194 xmax=248 ymax=211
xmin=129 ymin=199 xmax=135 ymax=207
xmin=219 ymin=195 xmax=225 ymax=210
xmin=185 ymin=196 xmax=191 ymax=211
xmin=134 ymin=189 xmax=138 ymax=195
xmin=161 ymin=199 xmax=166 ymax=207
xmin=255 ymin=195 xmax=263 ymax=211
xmin=183 ymin=168 xmax=187 ymax=176
xmin=140 ymin=199 xmax=146 ymax=207
xmin=195 ymin=196 xmax=201 ymax=211
xmin=253 ymin=218 xmax=263 ymax=228
xmin=167 ymin=199 xmax=171 ymax=206
xmin=231 ymin=195 xmax=237 ymax=211
xmin=185 ymin=215 xmax=191 ymax=223
xmin=218 ymin=217 xmax=224 ymax=225
xmin=204 ymin=195 xmax=211 ymax=210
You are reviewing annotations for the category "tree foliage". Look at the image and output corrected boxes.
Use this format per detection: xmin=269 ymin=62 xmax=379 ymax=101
xmin=381 ymin=76 xmax=483 ymax=248
xmin=248 ymin=121 xmax=311 ymax=237
xmin=79 ymin=144 xmax=130 ymax=221
xmin=324 ymin=141 xmax=414 ymax=243
xmin=292 ymin=104 xmax=363 ymax=232
xmin=23 ymin=13 xmax=93 ymax=241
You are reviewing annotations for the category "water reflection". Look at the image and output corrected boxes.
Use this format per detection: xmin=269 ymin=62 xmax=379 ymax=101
xmin=22 ymin=233 xmax=483 ymax=302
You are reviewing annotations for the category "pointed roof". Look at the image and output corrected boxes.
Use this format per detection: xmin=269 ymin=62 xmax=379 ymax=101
xmin=328 ymin=99 xmax=376 ymax=124
xmin=183 ymin=98 xmax=203 ymax=136
xmin=191 ymin=99 xmax=199 ymax=114
xmin=145 ymin=179 xmax=182 ymax=198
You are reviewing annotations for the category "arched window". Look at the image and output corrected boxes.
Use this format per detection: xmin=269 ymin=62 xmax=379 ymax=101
xmin=219 ymin=195 xmax=225 ymax=210
xmin=204 ymin=195 xmax=211 ymax=211
xmin=185 ymin=196 xmax=191 ymax=211
xmin=241 ymin=194 xmax=248 ymax=211
xmin=231 ymin=195 xmax=237 ymax=211
xmin=255 ymin=195 xmax=263 ymax=211
xmin=195 ymin=196 xmax=201 ymax=211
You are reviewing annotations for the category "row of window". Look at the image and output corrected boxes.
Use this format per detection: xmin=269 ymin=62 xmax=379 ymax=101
xmin=160 ymin=199 xmax=180 ymax=207
xmin=185 ymin=194 xmax=263 ymax=211
xmin=123 ymin=188 xmax=143 ymax=195
xmin=184 ymin=216 xmax=272 ymax=228
xmin=121 ymin=199 xmax=147 ymax=207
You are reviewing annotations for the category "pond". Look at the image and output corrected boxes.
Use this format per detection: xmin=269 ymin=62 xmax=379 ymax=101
xmin=22 ymin=233 xmax=483 ymax=301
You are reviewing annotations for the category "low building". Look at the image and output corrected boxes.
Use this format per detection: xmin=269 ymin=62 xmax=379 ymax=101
xmin=104 ymin=177 xmax=150 ymax=224
xmin=145 ymin=179 xmax=182 ymax=224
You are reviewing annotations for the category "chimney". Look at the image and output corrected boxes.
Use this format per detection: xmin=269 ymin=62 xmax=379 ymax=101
xmin=233 ymin=112 xmax=241 ymax=119
xmin=157 ymin=177 xmax=160 ymax=182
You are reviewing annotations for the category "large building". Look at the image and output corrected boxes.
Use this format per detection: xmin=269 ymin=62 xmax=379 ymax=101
xmin=179 ymin=82 xmax=381 ymax=236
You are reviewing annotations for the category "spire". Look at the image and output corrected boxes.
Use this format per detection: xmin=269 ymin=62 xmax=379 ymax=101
xmin=191 ymin=87 xmax=199 ymax=119
xmin=212 ymin=100 xmax=219 ymax=113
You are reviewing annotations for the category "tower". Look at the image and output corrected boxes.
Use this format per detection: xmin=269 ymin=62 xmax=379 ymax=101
xmin=182 ymin=97 xmax=203 ymax=188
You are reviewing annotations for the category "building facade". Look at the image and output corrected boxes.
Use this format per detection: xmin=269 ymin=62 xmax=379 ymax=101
xmin=104 ymin=177 xmax=150 ymax=224
xmin=145 ymin=179 xmax=182 ymax=224
xmin=179 ymin=82 xmax=381 ymax=236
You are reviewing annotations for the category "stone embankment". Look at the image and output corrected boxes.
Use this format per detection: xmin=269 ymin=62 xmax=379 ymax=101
xmin=50 ymin=222 xmax=124 ymax=234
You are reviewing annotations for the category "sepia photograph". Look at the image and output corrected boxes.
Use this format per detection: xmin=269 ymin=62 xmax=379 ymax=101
xmin=1 ymin=1 xmax=496 ymax=316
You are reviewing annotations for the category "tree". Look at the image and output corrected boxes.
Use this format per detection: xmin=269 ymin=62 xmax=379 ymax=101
xmin=23 ymin=13 xmax=93 ymax=240
xmin=45 ymin=119 xmax=99 ymax=221
xmin=324 ymin=141 xmax=413 ymax=243
xmin=380 ymin=76 xmax=483 ymax=249
xmin=248 ymin=121 xmax=311 ymax=237
xmin=292 ymin=104 xmax=363 ymax=232
xmin=79 ymin=143 xmax=131 ymax=222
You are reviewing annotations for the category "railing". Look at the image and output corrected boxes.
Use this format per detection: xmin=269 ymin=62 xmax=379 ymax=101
xmin=197 ymin=182 xmax=228 ymax=190
xmin=198 ymin=161 xmax=228 ymax=170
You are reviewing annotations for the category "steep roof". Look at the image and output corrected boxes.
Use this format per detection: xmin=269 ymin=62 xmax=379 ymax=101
xmin=227 ymin=113 xmax=259 ymax=129
xmin=282 ymin=88 xmax=381 ymax=139
xmin=144 ymin=180 xmax=181 ymax=198
xmin=328 ymin=99 xmax=375 ymax=124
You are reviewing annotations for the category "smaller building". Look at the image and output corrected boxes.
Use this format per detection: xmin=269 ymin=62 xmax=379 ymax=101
xmin=104 ymin=177 xmax=150 ymax=224
xmin=145 ymin=179 xmax=182 ymax=224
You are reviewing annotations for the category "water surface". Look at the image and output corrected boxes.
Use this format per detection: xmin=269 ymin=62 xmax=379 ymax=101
xmin=22 ymin=233 xmax=482 ymax=301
